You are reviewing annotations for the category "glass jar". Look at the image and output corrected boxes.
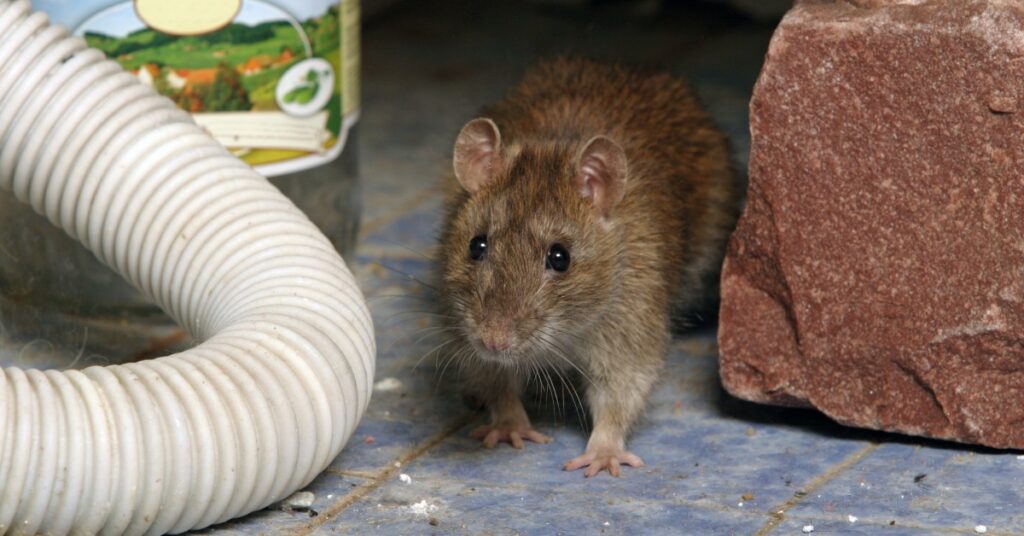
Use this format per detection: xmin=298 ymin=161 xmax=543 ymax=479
xmin=1 ymin=0 xmax=361 ymax=365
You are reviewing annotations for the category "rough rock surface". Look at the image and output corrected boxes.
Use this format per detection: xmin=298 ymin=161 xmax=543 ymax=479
xmin=718 ymin=0 xmax=1024 ymax=448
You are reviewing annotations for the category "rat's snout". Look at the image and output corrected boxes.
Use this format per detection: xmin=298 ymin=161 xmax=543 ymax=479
xmin=483 ymin=333 xmax=512 ymax=352
xmin=476 ymin=315 xmax=517 ymax=353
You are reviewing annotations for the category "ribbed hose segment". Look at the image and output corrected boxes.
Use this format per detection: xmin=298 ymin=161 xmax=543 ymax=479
xmin=0 ymin=1 xmax=376 ymax=534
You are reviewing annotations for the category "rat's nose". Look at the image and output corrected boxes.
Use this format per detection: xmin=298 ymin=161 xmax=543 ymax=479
xmin=483 ymin=335 xmax=512 ymax=352
xmin=479 ymin=318 xmax=515 ymax=352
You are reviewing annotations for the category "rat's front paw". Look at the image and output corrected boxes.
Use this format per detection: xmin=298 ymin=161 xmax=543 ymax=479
xmin=469 ymin=422 xmax=552 ymax=449
xmin=563 ymin=448 xmax=644 ymax=477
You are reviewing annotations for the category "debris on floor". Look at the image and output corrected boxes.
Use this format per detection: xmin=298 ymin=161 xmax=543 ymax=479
xmin=409 ymin=500 xmax=440 ymax=517
xmin=374 ymin=377 xmax=403 ymax=391
xmin=282 ymin=491 xmax=315 ymax=509
xmin=279 ymin=491 xmax=318 ymax=518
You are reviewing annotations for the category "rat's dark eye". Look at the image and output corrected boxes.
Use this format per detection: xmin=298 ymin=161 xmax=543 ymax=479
xmin=469 ymin=235 xmax=487 ymax=261
xmin=546 ymin=244 xmax=570 ymax=272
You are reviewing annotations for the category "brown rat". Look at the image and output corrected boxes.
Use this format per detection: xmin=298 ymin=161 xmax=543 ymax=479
xmin=437 ymin=57 xmax=740 ymax=477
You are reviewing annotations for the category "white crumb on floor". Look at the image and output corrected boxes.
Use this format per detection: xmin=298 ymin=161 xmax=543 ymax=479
xmin=394 ymin=461 xmax=401 ymax=467
xmin=282 ymin=491 xmax=315 ymax=509
xmin=1018 ymin=455 xmax=1024 ymax=460
xmin=374 ymin=377 xmax=403 ymax=391
xmin=848 ymin=515 xmax=858 ymax=523
xmin=399 ymin=473 xmax=412 ymax=484
xmin=409 ymin=500 xmax=439 ymax=517
xmin=603 ymin=521 xmax=610 ymax=527
xmin=802 ymin=525 xmax=814 ymax=534
xmin=975 ymin=525 xmax=988 ymax=534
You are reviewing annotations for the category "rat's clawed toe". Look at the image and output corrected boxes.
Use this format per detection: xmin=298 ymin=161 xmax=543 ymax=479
xmin=563 ymin=449 xmax=644 ymax=477
xmin=470 ymin=423 xmax=552 ymax=449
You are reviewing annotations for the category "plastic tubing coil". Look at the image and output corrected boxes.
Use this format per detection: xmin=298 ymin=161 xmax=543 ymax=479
xmin=0 ymin=1 xmax=375 ymax=534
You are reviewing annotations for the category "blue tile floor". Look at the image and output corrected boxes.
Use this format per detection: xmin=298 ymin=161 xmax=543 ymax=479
xmin=8 ymin=1 xmax=1024 ymax=534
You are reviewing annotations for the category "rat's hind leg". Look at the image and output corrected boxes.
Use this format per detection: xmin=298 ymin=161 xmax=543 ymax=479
xmin=467 ymin=365 xmax=552 ymax=449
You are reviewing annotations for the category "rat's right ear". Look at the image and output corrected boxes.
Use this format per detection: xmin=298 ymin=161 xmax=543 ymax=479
xmin=575 ymin=135 xmax=627 ymax=219
xmin=453 ymin=118 xmax=502 ymax=194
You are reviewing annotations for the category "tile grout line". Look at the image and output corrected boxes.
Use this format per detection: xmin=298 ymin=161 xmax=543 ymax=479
xmin=358 ymin=188 xmax=438 ymax=239
xmin=289 ymin=411 xmax=479 ymax=535
xmin=754 ymin=442 xmax=880 ymax=536
xmin=325 ymin=468 xmax=379 ymax=479
xmin=357 ymin=244 xmax=438 ymax=261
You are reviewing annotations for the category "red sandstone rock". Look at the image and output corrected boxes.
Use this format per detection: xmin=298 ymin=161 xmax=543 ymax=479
xmin=718 ymin=0 xmax=1024 ymax=448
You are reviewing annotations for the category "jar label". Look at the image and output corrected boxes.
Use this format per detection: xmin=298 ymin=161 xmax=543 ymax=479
xmin=36 ymin=0 xmax=359 ymax=177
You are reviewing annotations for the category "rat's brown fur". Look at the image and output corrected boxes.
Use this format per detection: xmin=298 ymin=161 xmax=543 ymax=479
xmin=438 ymin=57 xmax=740 ymax=476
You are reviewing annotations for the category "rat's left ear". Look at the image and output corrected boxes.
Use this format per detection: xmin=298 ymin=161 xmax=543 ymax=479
xmin=575 ymin=135 xmax=627 ymax=218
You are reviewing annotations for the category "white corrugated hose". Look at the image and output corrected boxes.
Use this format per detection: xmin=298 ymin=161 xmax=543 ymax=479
xmin=0 ymin=1 xmax=375 ymax=534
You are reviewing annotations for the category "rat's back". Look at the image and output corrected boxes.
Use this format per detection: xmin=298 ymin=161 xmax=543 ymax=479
xmin=485 ymin=58 xmax=724 ymax=178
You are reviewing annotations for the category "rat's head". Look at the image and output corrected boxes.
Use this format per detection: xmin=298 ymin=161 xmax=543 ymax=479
xmin=440 ymin=117 xmax=629 ymax=365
